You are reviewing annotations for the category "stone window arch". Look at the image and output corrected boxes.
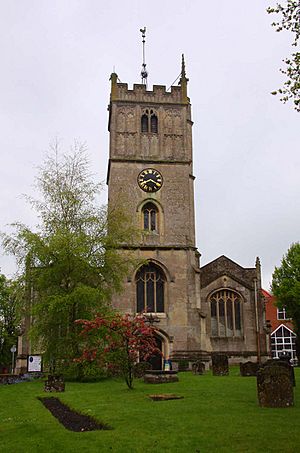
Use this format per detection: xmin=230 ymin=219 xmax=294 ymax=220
xmin=150 ymin=113 xmax=158 ymax=133
xmin=136 ymin=263 xmax=165 ymax=313
xmin=210 ymin=289 xmax=242 ymax=337
xmin=142 ymin=202 xmax=158 ymax=232
xmin=141 ymin=109 xmax=158 ymax=134
xmin=137 ymin=199 xmax=164 ymax=236
xmin=141 ymin=113 xmax=148 ymax=132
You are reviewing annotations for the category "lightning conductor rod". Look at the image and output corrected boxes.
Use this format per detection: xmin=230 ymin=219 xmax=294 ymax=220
xmin=140 ymin=27 xmax=148 ymax=87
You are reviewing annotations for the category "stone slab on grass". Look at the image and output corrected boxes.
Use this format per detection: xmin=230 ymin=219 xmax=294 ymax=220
xmin=149 ymin=394 xmax=184 ymax=401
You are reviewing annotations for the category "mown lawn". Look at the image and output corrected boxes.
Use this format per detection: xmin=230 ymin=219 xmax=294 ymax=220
xmin=0 ymin=367 xmax=299 ymax=453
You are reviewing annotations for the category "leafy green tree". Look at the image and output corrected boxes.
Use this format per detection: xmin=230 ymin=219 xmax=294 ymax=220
xmin=0 ymin=275 xmax=21 ymax=371
xmin=2 ymin=141 xmax=136 ymax=378
xmin=267 ymin=1 xmax=300 ymax=111
xmin=272 ymin=242 xmax=300 ymax=361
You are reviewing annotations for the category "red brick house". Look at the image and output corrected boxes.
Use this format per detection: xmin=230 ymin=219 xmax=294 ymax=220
xmin=263 ymin=289 xmax=297 ymax=364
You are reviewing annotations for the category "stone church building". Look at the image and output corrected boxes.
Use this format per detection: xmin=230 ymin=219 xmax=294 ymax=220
xmin=106 ymin=58 xmax=268 ymax=369
xmin=15 ymin=57 xmax=268 ymax=373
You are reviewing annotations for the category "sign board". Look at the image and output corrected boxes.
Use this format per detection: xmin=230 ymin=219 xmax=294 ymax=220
xmin=27 ymin=355 xmax=42 ymax=372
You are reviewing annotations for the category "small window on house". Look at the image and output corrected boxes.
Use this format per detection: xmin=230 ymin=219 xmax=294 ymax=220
xmin=210 ymin=290 xmax=242 ymax=337
xmin=143 ymin=202 xmax=158 ymax=232
xmin=277 ymin=307 xmax=290 ymax=320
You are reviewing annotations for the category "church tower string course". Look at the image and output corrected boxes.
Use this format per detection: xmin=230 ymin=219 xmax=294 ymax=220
xmin=106 ymin=56 xmax=211 ymax=367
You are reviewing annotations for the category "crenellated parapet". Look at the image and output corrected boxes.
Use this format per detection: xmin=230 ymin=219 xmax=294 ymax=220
xmin=110 ymin=74 xmax=190 ymax=105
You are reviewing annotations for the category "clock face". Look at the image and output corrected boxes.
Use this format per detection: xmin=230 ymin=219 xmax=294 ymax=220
xmin=138 ymin=168 xmax=163 ymax=192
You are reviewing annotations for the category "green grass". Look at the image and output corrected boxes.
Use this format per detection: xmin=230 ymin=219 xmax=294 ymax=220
xmin=1 ymin=367 xmax=300 ymax=452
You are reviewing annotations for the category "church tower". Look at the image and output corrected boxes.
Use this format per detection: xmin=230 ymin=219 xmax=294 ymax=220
xmin=106 ymin=56 xmax=210 ymax=368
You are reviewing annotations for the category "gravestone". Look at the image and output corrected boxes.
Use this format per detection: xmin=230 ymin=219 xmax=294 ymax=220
xmin=44 ymin=374 xmax=65 ymax=392
xmin=278 ymin=353 xmax=296 ymax=387
xmin=261 ymin=359 xmax=295 ymax=387
xmin=192 ymin=361 xmax=205 ymax=375
xmin=211 ymin=354 xmax=229 ymax=376
xmin=240 ymin=361 xmax=260 ymax=376
xmin=257 ymin=362 xmax=293 ymax=407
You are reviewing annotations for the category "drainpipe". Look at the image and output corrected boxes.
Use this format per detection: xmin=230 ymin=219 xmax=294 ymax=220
xmin=254 ymin=278 xmax=261 ymax=363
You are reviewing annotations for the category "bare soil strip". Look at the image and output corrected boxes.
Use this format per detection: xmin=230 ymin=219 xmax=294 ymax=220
xmin=38 ymin=397 xmax=112 ymax=432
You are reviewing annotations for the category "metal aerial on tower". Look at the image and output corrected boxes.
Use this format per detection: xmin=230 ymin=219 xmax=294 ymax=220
xmin=140 ymin=27 xmax=148 ymax=87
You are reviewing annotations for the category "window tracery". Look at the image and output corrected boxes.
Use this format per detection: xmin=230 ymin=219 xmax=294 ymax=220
xmin=141 ymin=109 xmax=158 ymax=133
xmin=142 ymin=202 xmax=158 ymax=232
xmin=136 ymin=264 xmax=165 ymax=313
xmin=210 ymin=290 xmax=242 ymax=337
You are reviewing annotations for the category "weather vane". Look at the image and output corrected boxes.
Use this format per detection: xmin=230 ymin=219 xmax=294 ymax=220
xmin=140 ymin=27 xmax=148 ymax=87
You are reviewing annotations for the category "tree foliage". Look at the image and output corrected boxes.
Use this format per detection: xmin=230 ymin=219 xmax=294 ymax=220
xmin=76 ymin=313 xmax=160 ymax=389
xmin=267 ymin=1 xmax=300 ymax=111
xmin=272 ymin=242 xmax=300 ymax=359
xmin=2 ymin=141 xmax=136 ymax=377
xmin=0 ymin=275 xmax=21 ymax=370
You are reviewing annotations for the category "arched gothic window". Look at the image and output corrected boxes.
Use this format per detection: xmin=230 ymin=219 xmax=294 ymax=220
xmin=141 ymin=109 xmax=158 ymax=133
xmin=210 ymin=290 xmax=242 ymax=337
xmin=150 ymin=114 xmax=158 ymax=133
xmin=141 ymin=114 xmax=148 ymax=132
xmin=136 ymin=264 xmax=165 ymax=313
xmin=142 ymin=202 xmax=158 ymax=232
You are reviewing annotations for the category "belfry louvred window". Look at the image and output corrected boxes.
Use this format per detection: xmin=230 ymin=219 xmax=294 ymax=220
xmin=136 ymin=264 xmax=165 ymax=313
xmin=210 ymin=290 xmax=242 ymax=337
xmin=150 ymin=114 xmax=158 ymax=133
xmin=141 ymin=109 xmax=158 ymax=133
xmin=141 ymin=114 xmax=148 ymax=132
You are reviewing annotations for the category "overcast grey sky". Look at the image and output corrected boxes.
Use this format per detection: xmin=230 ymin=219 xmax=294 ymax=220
xmin=0 ymin=0 xmax=299 ymax=289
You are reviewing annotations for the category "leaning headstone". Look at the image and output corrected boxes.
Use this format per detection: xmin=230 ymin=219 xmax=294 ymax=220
xmin=212 ymin=354 xmax=229 ymax=376
xmin=192 ymin=361 xmax=205 ymax=375
xmin=44 ymin=374 xmax=65 ymax=392
xmin=240 ymin=361 xmax=260 ymax=376
xmin=257 ymin=363 xmax=293 ymax=407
